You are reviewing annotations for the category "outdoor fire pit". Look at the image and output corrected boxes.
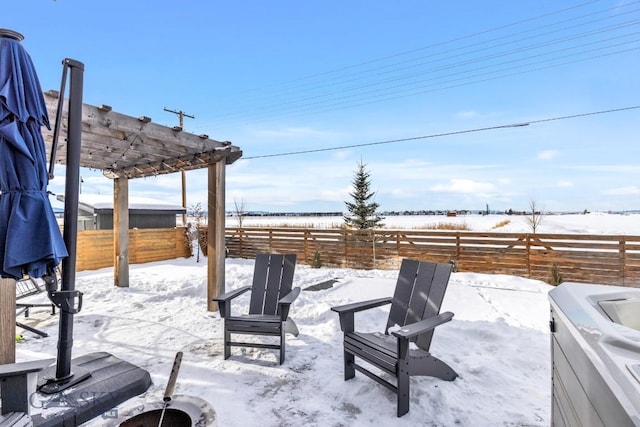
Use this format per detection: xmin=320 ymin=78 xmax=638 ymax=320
xmin=115 ymin=395 xmax=216 ymax=427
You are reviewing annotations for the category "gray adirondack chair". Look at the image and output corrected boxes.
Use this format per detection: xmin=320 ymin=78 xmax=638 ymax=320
xmin=213 ymin=253 xmax=300 ymax=364
xmin=331 ymin=259 xmax=458 ymax=417
xmin=16 ymin=277 xmax=56 ymax=338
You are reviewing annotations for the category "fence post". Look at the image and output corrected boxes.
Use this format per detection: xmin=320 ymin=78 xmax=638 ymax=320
xmin=372 ymin=228 xmax=376 ymax=269
xmin=620 ymin=239 xmax=626 ymax=286
xmin=343 ymin=228 xmax=348 ymax=268
xmin=526 ymin=234 xmax=531 ymax=278
xmin=269 ymin=229 xmax=273 ymax=253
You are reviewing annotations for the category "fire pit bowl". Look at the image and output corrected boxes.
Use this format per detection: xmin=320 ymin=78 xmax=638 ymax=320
xmin=115 ymin=395 xmax=216 ymax=427
xmin=120 ymin=408 xmax=191 ymax=426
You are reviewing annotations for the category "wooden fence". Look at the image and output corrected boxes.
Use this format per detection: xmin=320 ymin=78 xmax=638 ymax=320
xmin=72 ymin=226 xmax=640 ymax=287
xmin=76 ymin=227 xmax=191 ymax=271
xmin=225 ymin=227 xmax=640 ymax=287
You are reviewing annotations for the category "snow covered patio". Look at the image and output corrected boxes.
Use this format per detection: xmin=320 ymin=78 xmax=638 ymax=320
xmin=17 ymin=257 xmax=551 ymax=426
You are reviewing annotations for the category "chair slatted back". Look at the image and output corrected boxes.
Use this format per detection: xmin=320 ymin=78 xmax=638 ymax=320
xmin=16 ymin=277 xmax=44 ymax=300
xmin=249 ymin=253 xmax=297 ymax=316
xmin=386 ymin=259 xmax=452 ymax=351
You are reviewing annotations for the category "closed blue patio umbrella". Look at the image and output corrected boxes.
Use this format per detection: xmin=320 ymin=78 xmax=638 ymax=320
xmin=0 ymin=29 xmax=68 ymax=280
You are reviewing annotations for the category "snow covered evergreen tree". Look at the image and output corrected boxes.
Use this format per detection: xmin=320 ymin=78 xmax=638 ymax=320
xmin=343 ymin=161 xmax=384 ymax=229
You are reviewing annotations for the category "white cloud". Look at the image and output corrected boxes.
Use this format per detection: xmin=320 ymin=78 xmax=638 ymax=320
xmin=331 ymin=150 xmax=352 ymax=161
xmin=537 ymin=150 xmax=559 ymax=160
xmin=569 ymin=165 xmax=640 ymax=173
xmin=318 ymin=186 xmax=351 ymax=201
xmin=602 ymin=186 xmax=640 ymax=196
xmin=456 ymin=111 xmax=479 ymax=119
xmin=430 ymin=179 xmax=496 ymax=194
xmin=557 ymin=180 xmax=573 ymax=188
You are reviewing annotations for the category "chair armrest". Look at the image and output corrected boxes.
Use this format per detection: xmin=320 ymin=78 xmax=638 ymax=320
xmin=391 ymin=311 xmax=454 ymax=340
xmin=0 ymin=358 xmax=55 ymax=378
xmin=213 ymin=285 xmax=251 ymax=303
xmin=279 ymin=287 xmax=301 ymax=305
xmin=331 ymin=297 xmax=392 ymax=314
xmin=331 ymin=297 xmax=392 ymax=332
xmin=278 ymin=287 xmax=301 ymax=320
xmin=212 ymin=286 xmax=251 ymax=318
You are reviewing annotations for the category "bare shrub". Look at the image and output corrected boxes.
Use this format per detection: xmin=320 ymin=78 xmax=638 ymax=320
xmin=233 ymin=198 xmax=246 ymax=229
xmin=525 ymin=200 xmax=543 ymax=233
xmin=415 ymin=222 xmax=470 ymax=231
xmin=548 ymin=263 xmax=563 ymax=286
xmin=492 ymin=219 xmax=511 ymax=229
xmin=311 ymin=251 xmax=322 ymax=268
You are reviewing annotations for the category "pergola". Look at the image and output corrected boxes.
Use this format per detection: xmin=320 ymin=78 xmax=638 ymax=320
xmin=0 ymin=89 xmax=241 ymax=364
xmin=40 ymin=89 xmax=241 ymax=306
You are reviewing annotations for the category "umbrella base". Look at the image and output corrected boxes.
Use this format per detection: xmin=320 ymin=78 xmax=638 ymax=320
xmin=38 ymin=366 xmax=91 ymax=395
xmin=30 ymin=352 xmax=151 ymax=427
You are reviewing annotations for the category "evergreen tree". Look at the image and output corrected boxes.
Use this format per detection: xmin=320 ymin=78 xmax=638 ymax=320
xmin=344 ymin=161 xmax=384 ymax=229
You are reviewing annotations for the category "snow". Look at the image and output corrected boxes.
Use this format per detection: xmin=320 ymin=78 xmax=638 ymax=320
xmin=228 ymin=212 xmax=640 ymax=235
xmin=14 ymin=213 xmax=638 ymax=426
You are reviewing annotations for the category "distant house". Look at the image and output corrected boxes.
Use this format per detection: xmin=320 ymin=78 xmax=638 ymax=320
xmin=57 ymin=194 xmax=186 ymax=230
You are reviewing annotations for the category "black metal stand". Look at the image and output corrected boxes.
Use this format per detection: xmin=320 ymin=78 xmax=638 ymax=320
xmin=39 ymin=58 xmax=91 ymax=394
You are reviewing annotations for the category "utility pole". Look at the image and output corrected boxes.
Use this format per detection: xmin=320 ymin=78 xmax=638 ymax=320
xmin=164 ymin=107 xmax=195 ymax=226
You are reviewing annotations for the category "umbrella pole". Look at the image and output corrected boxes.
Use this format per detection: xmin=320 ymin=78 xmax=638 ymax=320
xmin=57 ymin=58 xmax=85 ymax=381
xmin=40 ymin=58 xmax=91 ymax=393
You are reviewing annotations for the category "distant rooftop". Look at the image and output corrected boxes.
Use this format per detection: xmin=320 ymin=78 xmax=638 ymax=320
xmin=56 ymin=194 xmax=185 ymax=213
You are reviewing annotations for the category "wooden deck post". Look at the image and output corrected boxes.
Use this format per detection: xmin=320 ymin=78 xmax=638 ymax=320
xmin=207 ymin=161 xmax=226 ymax=312
xmin=114 ymin=177 xmax=129 ymax=287
xmin=0 ymin=278 xmax=16 ymax=364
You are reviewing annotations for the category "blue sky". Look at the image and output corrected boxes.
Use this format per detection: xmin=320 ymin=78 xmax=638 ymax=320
xmin=5 ymin=0 xmax=640 ymax=213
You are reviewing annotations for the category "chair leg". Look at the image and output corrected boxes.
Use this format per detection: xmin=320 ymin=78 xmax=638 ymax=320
xmin=284 ymin=318 xmax=299 ymax=337
xmin=344 ymin=350 xmax=355 ymax=380
xmin=279 ymin=326 xmax=286 ymax=365
xmin=397 ymin=362 xmax=410 ymax=417
xmin=223 ymin=325 xmax=231 ymax=360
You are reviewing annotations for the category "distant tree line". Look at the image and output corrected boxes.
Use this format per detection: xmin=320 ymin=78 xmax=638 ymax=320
xmin=382 ymin=210 xmax=473 ymax=216
xmin=227 ymin=211 xmax=343 ymax=217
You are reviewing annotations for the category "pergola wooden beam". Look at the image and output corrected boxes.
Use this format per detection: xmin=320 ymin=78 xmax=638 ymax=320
xmin=42 ymin=90 xmax=241 ymax=179
xmin=40 ymin=90 xmax=241 ymax=304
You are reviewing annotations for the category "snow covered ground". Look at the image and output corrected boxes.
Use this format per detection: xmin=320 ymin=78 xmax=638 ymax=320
xmin=228 ymin=212 xmax=640 ymax=235
xmin=14 ymin=213 xmax=639 ymax=426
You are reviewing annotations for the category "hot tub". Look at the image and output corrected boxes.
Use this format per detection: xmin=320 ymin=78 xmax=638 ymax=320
xmin=549 ymin=282 xmax=640 ymax=426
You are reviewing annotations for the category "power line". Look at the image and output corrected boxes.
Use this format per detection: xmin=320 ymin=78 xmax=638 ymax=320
xmin=241 ymin=106 xmax=640 ymax=160
xmin=214 ymin=0 xmax=604 ymax=100
xmin=221 ymin=34 xmax=640 ymax=125
xmin=223 ymin=6 xmax=640 ymax=116
xmin=199 ymin=1 xmax=640 ymax=127
xmin=255 ymin=42 xmax=640 ymax=122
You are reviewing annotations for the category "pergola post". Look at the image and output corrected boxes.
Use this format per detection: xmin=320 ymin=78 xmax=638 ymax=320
xmin=207 ymin=161 xmax=226 ymax=311
xmin=0 ymin=278 xmax=16 ymax=364
xmin=114 ymin=177 xmax=129 ymax=287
